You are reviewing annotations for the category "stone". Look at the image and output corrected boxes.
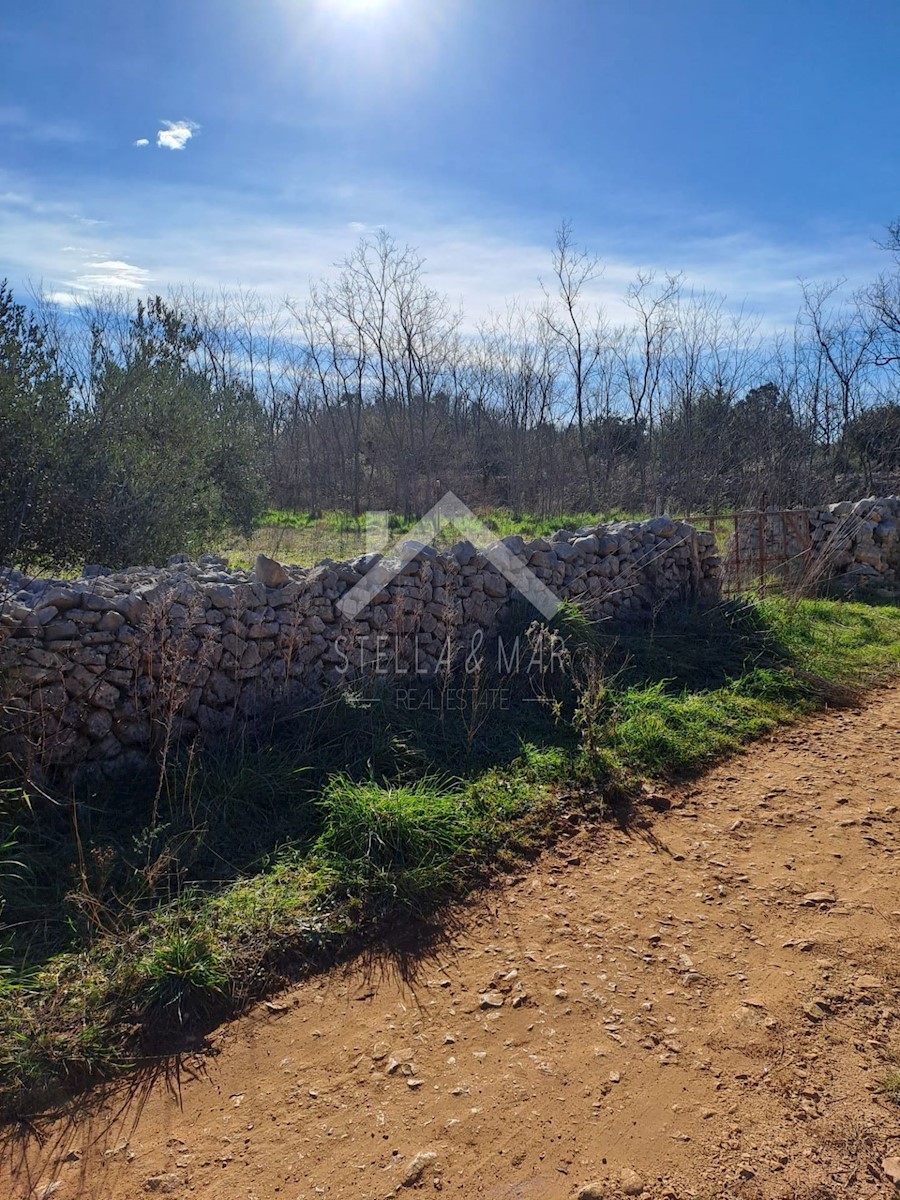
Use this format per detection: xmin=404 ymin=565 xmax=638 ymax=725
xmin=89 ymin=681 xmax=121 ymax=710
xmin=482 ymin=572 xmax=508 ymax=599
xmin=240 ymin=642 xmax=262 ymax=670
xmin=83 ymin=709 xmax=113 ymax=739
xmin=845 ymin=562 xmax=880 ymax=577
xmin=197 ymin=705 xmax=229 ymax=734
xmin=255 ymin=553 xmax=290 ymax=588
xmin=142 ymin=1173 xmax=184 ymax=1194
xmin=402 ymin=1150 xmax=437 ymax=1185
xmin=528 ymin=550 xmax=557 ymax=571
xmin=452 ymin=540 xmax=476 ymax=567
xmin=803 ymin=999 xmax=830 ymax=1021
xmin=34 ymin=586 xmax=82 ymax=612
xmin=479 ymin=991 xmax=504 ymax=1008
xmin=854 ymin=974 xmax=881 ymax=990
xmin=115 ymin=718 xmax=151 ymax=745
xmin=206 ymin=583 xmax=236 ymax=609
xmin=801 ymin=891 xmax=835 ymax=905
xmin=620 ymin=1167 xmax=645 ymax=1195
xmin=648 ymin=516 xmax=677 ymax=537
xmin=44 ymin=620 xmax=79 ymax=640
xmin=577 ymin=1183 xmax=607 ymax=1200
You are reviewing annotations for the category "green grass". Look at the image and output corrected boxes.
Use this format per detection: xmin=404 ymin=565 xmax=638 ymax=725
xmin=878 ymin=1069 xmax=900 ymax=1104
xmin=757 ymin=594 xmax=900 ymax=682
xmin=218 ymin=506 xmax=646 ymax=569
xmin=313 ymin=776 xmax=476 ymax=916
xmin=0 ymin=591 xmax=898 ymax=1114
xmin=584 ymin=673 xmax=809 ymax=779
xmin=137 ymin=931 xmax=229 ymax=1026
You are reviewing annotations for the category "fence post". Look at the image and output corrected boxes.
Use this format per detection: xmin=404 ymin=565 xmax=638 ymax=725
xmin=758 ymin=492 xmax=768 ymax=595
xmin=733 ymin=512 xmax=741 ymax=593
xmin=781 ymin=507 xmax=788 ymax=588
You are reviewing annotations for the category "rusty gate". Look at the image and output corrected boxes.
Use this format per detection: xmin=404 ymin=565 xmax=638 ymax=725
xmin=687 ymin=498 xmax=813 ymax=597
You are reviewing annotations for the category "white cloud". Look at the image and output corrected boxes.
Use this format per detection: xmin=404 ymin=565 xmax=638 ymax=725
xmin=45 ymin=291 xmax=79 ymax=307
xmin=40 ymin=258 xmax=152 ymax=300
xmin=133 ymin=138 xmax=149 ymax=148
xmin=69 ymin=259 xmax=152 ymax=292
xmin=156 ymin=120 xmax=199 ymax=151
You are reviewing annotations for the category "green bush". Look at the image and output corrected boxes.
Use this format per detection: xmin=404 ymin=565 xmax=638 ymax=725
xmin=0 ymin=285 xmax=267 ymax=570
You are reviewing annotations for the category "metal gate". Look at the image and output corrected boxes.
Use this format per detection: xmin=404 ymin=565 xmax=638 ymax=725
xmin=688 ymin=497 xmax=813 ymax=597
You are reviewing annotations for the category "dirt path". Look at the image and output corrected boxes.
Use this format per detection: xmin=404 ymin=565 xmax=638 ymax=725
xmin=5 ymin=691 xmax=900 ymax=1200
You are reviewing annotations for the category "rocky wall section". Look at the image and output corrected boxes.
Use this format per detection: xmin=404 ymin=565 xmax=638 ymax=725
xmin=807 ymin=495 xmax=900 ymax=585
xmin=720 ymin=495 xmax=900 ymax=590
xmin=0 ymin=516 xmax=719 ymax=775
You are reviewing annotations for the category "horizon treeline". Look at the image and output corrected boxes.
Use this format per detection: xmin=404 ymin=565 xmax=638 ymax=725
xmin=3 ymin=222 xmax=900 ymax=568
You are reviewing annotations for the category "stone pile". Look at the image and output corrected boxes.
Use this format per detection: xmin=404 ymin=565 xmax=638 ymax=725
xmin=807 ymin=495 xmax=900 ymax=584
xmin=0 ymin=516 xmax=719 ymax=774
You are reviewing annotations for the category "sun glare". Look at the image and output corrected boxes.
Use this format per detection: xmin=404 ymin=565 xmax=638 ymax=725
xmin=327 ymin=0 xmax=395 ymax=16
xmin=277 ymin=0 xmax=447 ymax=96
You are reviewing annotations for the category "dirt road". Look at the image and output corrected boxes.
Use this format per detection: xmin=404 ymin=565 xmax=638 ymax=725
xmin=5 ymin=691 xmax=900 ymax=1200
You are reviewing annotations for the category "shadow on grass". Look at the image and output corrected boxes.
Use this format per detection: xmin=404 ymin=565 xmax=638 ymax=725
xmin=0 ymin=600 xmax=788 ymax=975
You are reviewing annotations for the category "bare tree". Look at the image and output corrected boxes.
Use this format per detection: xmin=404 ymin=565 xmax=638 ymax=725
xmin=801 ymin=279 xmax=877 ymax=460
xmin=540 ymin=222 xmax=607 ymax=507
xmin=867 ymin=219 xmax=900 ymax=368
xmin=616 ymin=272 xmax=680 ymax=495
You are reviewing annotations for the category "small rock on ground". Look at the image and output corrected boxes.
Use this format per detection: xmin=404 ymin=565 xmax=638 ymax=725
xmin=577 ymin=1183 xmax=606 ymax=1200
xmin=621 ymin=1167 xmax=645 ymax=1195
xmin=142 ymin=1174 xmax=184 ymax=1194
xmin=403 ymin=1150 xmax=438 ymax=1186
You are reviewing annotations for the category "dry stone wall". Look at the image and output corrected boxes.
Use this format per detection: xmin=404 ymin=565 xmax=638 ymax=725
xmin=0 ymin=496 xmax=895 ymax=778
xmin=0 ymin=516 xmax=718 ymax=775
xmin=807 ymin=495 xmax=900 ymax=584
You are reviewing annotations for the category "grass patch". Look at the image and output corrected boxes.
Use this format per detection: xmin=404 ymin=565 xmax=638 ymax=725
xmin=1 ymin=591 xmax=898 ymax=1114
xmin=313 ymin=776 xmax=476 ymax=916
xmin=137 ymin=930 xmax=229 ymax=1026
xmin=757 ymin=594 xmax=900 ymax=684
xmin=218 ymin=506 xmax=648 ymax=569
xmin=588 ymin=673 xmax=810 ymax=779
xmin=878 ymin=1069 xmax=900 ymax=1104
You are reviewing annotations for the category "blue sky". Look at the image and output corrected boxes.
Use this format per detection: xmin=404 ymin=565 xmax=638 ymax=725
xmin=2 ymin=0 xmax=899 ymax=326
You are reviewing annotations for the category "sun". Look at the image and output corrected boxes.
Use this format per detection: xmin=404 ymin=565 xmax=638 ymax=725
xmin=282 ymin=0 xmax=438 ymax=89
